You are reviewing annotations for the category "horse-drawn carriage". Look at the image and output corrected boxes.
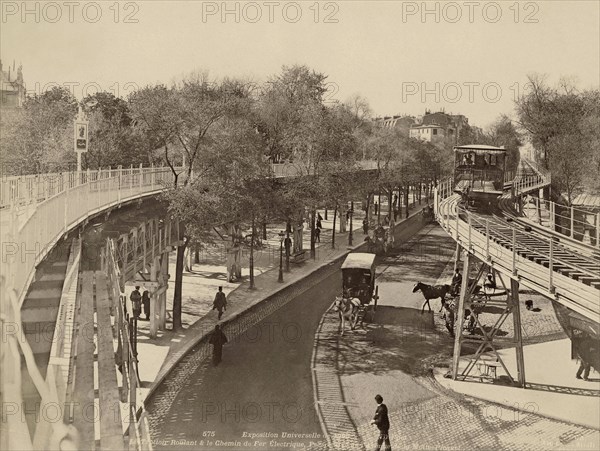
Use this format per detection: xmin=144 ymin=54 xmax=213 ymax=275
xmin=333 ymin=253 xmax=379 ymax=334
xmin=421 ymin=205 xmax=434 ymax=224
xmin=365 ymin=225 xmax=389 ymax=255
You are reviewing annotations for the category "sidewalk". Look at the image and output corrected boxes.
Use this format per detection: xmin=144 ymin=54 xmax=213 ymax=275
xmin=433 ymin=339 xmax=600 ymax=430
xmin=312 ymin=222 xmax=600 ymax=450
xmin=130 ymin=204 xmax=408 ymax=412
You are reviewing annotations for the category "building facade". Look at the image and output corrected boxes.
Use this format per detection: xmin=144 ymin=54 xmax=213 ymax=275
xmin=1 ymin=60 xmax=26 ymax=109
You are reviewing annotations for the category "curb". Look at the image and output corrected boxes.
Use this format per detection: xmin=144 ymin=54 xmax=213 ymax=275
xmin=143 ymin=236 xmax=371 ymax=408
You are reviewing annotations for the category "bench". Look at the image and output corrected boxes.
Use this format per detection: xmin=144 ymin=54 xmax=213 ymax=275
xmin=290 ymin=250 xmax=307 ymax=264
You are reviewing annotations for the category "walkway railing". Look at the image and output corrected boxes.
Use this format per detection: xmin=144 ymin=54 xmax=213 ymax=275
xmin=1 ymin=165 xmax=181 ymax=308
xmin=434 ymin=186 xmax=599 ymax=323
xmin=512 ymin=159 xmax=551 ymax=197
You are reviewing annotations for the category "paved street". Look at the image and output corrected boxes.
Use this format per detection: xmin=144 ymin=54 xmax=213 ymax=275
xmin=150 ymin=265 xmax=341 ymax=450
xmin=315 ymin=226 xmax=600 ymax=451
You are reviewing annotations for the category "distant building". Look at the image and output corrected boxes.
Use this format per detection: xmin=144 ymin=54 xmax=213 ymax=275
xmin=415 ymin=110 xmax=469 ymax=145
xmin=376 ymin=110 xmax=470 ymax=145
xmin=409 ymin=124 xmax=448 ymax=143
xmin=1 ymin=60 xmax=26 ymax=109
xmin=374 ymin=115 xmax=415 ymax=136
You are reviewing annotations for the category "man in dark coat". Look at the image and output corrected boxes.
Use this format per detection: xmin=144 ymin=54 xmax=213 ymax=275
xmin=142 ymin=290 xmax=151 ymax=321
xmin=130 ymin=286 xmax=142 ymax=319
xmin=370 ymin=394 xmax=391 ymax=451
xmin=209 ymin=324 xmax=228 ymax=366
xmin=451 ymin=268 xmax=462 ymax=296
xmin=213 ymin=286 xmax=227 ymax=320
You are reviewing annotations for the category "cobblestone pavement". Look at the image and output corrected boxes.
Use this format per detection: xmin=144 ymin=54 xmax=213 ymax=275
xmin=147 ymin=264 xmax=342 ymax=450
xmin=314 ymin=226 xmax=600 ymax=451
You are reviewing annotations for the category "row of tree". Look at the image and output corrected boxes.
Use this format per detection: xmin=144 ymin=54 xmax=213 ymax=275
xmin=1 ymin=64 xmax=530 ymax=330
xmin=515 ymin=74 xmax=600 ymax=204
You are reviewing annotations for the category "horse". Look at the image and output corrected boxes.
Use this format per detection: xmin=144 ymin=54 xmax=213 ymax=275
xmin=412 ymin=282 xmax=451 ymax=314
xmin=331 ymin=295 xmax=361 ymax=335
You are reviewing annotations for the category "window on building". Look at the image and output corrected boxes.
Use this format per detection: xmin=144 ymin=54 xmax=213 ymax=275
xmin=432 ymin=129 xmax=438 ymax=135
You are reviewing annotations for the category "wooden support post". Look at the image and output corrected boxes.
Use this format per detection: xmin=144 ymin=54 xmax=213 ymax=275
xmin=511 ymin=278 xmax=526 ymax=388
xmin=159 ymin=253 xmax=169 ymax=331
xmin=452 ymin=251 xmax=471 ymax=380
xmin=455 ymin=206 xmax=459 ymax=241
xmin=453 ymin=241 xmax=461 ymax=273
xmin=467 ymin=214 xmax=472 ymax=249
xmin=512 ymin=227 xmax=517 ymax=275
xmin=549 ymin=238 xmax=554 ymax=293
xmin=597 ymin=213 xmax=600 ymax=249
xmin=485 ymin=219 xmax=490 ymax=260
xmin=570 ymin=206 xmax=575 ymax=238
xmin=149 ymin=256 xmax=159 ymax=339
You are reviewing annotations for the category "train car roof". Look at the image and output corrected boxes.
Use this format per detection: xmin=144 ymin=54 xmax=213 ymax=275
xmin=454 ymin=144 xmax=506 ymax=152
xmin=341 ymin=252 xmax=377 ymax=270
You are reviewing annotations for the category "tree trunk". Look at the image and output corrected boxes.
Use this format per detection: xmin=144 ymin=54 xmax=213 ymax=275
xmin=388 ymin=188 xmax=393 ymax=223
xmin=377 ymin=189 xmax=381 ymax=225
xmin=262 ymin=218 xmax=267 ymax=241
xmin=404 ymin=187 xmax=410 ymax=219
xmin=339 ymin=203 xmax=347 ymax=233
xmin=249 ymin=216 xmax=255 ymax=289
xmin=310 ymin=207 xmax=316 ymax=259
xmin=172 ymin=225 xmax=187 ymax=332
xmin=332 ymin=205 xmax=338 ymax=249
xmin=324 ymin=208 xmax=328 ymax=220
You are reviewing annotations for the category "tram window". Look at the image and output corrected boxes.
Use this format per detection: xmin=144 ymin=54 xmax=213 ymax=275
xmin=490 ymin=155 xmax=497 ymax=165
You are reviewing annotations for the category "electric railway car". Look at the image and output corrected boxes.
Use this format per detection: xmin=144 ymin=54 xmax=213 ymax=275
xmin=453 ymin=144 xmax=507 ymax=208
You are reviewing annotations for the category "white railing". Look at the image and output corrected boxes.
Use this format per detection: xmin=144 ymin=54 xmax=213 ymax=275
xmin=0 ymin=165 xmax=181 ymax=308
xmin=512 ymin=159 xmax=551 ymax=197
xmin=270 ymin=160 xmax=379 ymax=178
xmin=435 ymin=191 xmax=599 ymax=323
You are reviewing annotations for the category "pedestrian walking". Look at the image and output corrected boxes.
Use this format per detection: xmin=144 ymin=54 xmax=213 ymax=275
xmin=442 ymin=302 xmax=455 ymax=337
xmin=317 ymin=212 xmax=323 ymax=229
xmin=450 ymin=268 xmax=462 ymax=296
xmin=284 ymin=234 xmax=292 ymax=256
xmin=576 ymin=333 xmax=595 ymax=381
xmin=374 ymin=202 xmax=379 ymax=215
xmin=130 ymin=286 xmax=142 ymax=319
xmin=315 ymin=227 xmax=321 ymax=242
xmin=393 ymin=194 xmax=398 ymax=208
xmin=142 ymin=290 xmax=150 ymax=320
xmin=362 ymin=218 xmax=369 ymax=235
xmin=370 ymin=394 xmax=391 ymax=451
xmin=577 ymin=358 xmax=591 ymax=381
xmin=208 ymin=324 xmax=228 ymax=366
xmin=213 ymin=286 xmax=227 ymax=320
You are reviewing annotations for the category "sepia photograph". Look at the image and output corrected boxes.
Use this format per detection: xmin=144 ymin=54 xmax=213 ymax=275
xmin=1 ymin=1 xmax=599 ymax=450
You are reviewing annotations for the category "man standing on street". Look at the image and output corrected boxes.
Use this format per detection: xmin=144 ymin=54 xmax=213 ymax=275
xmin=213 ymin=286 xmax=227 ymax=320
xmin=209 ymin=324 xmax=228 ymax=366
xmin=130 ymin=286 xmax=142 ymax=319
xmin=370 ymin=394 xmax=391 ymax=451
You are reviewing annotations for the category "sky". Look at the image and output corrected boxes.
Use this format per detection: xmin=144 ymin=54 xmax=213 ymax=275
xmin=1 ymin=0 xmax=599 ymax=129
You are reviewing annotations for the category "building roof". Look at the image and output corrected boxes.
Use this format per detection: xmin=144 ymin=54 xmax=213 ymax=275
xmin=341 ymin=252 xmax=376 ymax=270
xmin=454 ymin=144 xmax=506 ymax=152
xmin=572 ymin=192 xmax=600 ymax=208
xmin=410 ymin=124 xmax=443 ymax=129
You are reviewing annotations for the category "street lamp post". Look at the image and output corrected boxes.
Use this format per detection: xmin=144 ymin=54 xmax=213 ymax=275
xmin=348 ymin=202 xmax=354 ymax=246
xmin=74 ymin=100 xmax=97 ymax=181
xmin=278 ymin=230 xmax=285 ymax=283
xmin=285 ymin=226 xmax=291 ymax=272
